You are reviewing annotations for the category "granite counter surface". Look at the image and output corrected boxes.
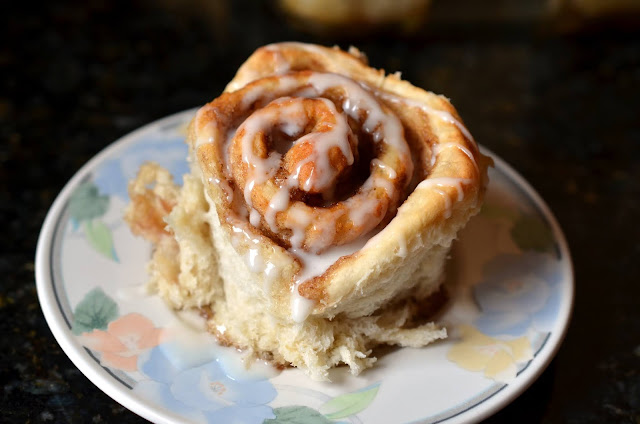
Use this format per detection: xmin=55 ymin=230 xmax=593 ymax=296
xmin=1 ymin=0 xmax=638 ymax=422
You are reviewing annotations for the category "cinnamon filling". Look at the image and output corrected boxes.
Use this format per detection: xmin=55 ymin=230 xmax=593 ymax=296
xmin=199 ymin=71 xmax=415 ymax=254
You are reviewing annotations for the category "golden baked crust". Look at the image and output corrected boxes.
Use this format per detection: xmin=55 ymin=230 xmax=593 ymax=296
xmin=190 ymin=42 xmax=491 ymax=319
xmin=127 ymin=43 xmax=492 ymax=380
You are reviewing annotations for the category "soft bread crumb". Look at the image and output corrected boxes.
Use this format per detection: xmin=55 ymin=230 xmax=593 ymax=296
xmin=124 ymin=162 xmax=179 ymax=244
xmin=127 ymin=166 xmax=449 ymax=381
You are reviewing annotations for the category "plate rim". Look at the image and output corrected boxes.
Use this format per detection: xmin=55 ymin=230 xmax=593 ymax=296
xmin=35 ymin=109 xmax=574 ymax=424
xmin=442 ymin=150 xmax=575 ymax=424
xmin=35 ymin=109 xmax=198 ymax=424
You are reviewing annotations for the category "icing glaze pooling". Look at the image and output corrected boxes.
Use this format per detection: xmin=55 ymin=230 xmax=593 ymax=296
xmin=170 ymin=309 xmax=280 ymax=379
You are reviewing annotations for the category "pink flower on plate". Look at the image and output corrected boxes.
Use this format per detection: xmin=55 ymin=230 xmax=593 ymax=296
xmin=80 ymin=313 xmax=166 ymax=371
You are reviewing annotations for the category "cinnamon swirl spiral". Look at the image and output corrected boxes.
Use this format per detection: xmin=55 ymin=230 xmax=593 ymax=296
xmin=198 ymin=71 xmax=413 ymax=254
xmin=127 ymin=42 xmax=492 ymax=379
xmin=191 ymin=43 xmax=490 ymax=323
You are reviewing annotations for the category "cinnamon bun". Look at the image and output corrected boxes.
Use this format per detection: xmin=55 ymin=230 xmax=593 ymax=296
xmin=125 ymin=42 xmax=492 ymax=380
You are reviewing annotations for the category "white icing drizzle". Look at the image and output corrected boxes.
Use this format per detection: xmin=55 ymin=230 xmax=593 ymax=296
xmin=207 ymin=184 xmax=284 ymax=305
xmin=286 ymin=98 xmax=354 ymax=193
xmin=307 ymin=214 xmax=337 ymax=252
xmin=265 ymin=46 xmax=291 ymax=75
xmin=397 ymin=235 xmax=408 ymax=258
xmin=435 ymin=189 xmax=452 ymax=218
xmin=228 ymin=73 xmax=412 ymax=257
xmin=208 ymin=177 xmax=234 ymax=203
xmin=225 ymin=212 xmax=284 ymax=295
xmin=416 ymin=177 xmax=473 ymax=218
xmin=429 ymin=108 xmax=474 ymax=143
xmin=289 ymin=234 xmax=373 ymax=322
xmin=197 ymin=60 xmax=482 ymax=323
xmin=265 ymin=180 xmax=292 ymax=231
xmin=194 ymin=105 xmax=217 ymax=148
xmin=290 ymin=291 xmax=315 ymax=323
xmin=286 ymin=204 xmax=314 ymax=249
xmin=245 ymin=248 xmax=265 ymax=273
xmin=344 ymin=179 xmax=388 ymax=229
xmin=263 ymin=262 xmax=278 ymax=292
xmin=433 ymin=142 xmax=480 ymax=175
xmin=305 ymin=73 xmax=411 ymax=163
xmin=377 ymin=91 xmax=476 ymax=145
xmin=168 ymin=309 xmax=281 ymax=380
xmin=239 ymin=75 xmax=301 ymax=109
xmin=372 ymin=88 xmax=480 ymax=220
xmin=227 ymin=215 xmax=261 ymax=249
xmin=229 ymin=44 xmax=293 ymax=90
xmin=249 ymin=208 xmax=261 ymax=227
xmin=372 ymin=158 xmax=397 ymax=180
xmin=372 ymin=174 xmax=396 ymax=196
xmin=237 ymin=96 xmax=353 ymax=229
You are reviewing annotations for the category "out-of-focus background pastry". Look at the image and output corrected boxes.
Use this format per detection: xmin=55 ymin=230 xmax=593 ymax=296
xmin=2 ymin=0 xmax=639 ymax=422
xmin=277 ymin=0 xmax=432 ymax=35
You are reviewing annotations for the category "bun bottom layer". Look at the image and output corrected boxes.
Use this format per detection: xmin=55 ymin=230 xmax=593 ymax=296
xmin=128 ymin=163 xmax=453 ymax=381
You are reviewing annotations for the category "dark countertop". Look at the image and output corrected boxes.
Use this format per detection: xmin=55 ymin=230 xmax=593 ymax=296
xmin=1 ymin=0 xmax=638 ymax=423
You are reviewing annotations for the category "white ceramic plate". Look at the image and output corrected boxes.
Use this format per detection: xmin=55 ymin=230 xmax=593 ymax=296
xmin=36 ymin=110 xmax=573 ymax=424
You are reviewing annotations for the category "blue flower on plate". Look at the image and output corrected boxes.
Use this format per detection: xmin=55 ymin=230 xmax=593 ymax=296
xmin=473 ymin=252 xmax=563 ymax=337
xmin=93 ymin=136 xmax=189 ymax=200
xmin=134 ymin=345 xmax=276 ymax=423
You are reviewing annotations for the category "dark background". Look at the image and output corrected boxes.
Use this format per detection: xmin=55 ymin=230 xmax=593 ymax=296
xmin=1 ymin=0 xmax=639 ymax=422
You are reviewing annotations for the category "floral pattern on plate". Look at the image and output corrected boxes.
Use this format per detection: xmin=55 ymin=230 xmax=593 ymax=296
xmin=135 ymin=346 xmax=278 ymax=424
xmin=443 ymin=199 xmax=565 ymax=383
xmin=36 ymin=110 xmax=573 ymax=424
xmin=473 ymin=252 xmax=563 ymax=337
xmin=71 ymin=264 xmax=380 ymax=423
xmin=447 ymin=325 xmax=533 ymax=383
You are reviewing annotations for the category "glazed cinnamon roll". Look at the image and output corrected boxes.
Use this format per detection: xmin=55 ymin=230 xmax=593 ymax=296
xmin=126 ymin=42 xmax=491 ymax=380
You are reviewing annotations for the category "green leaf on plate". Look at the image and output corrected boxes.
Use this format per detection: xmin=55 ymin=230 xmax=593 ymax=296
xmin=69 ymin=181 xmax=109 ymax=222
xmin=511 ymin=214 xmax=554 ymax=252
xmin=83 ymin=220 xmax=119 ymax=262
xmin=318 ymin=382 xmax=380 ymax=420
xmin=263 ymin=406 xmax=333 ymax=424
xmin=72 ymin=288 xmax=119 ymax=335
